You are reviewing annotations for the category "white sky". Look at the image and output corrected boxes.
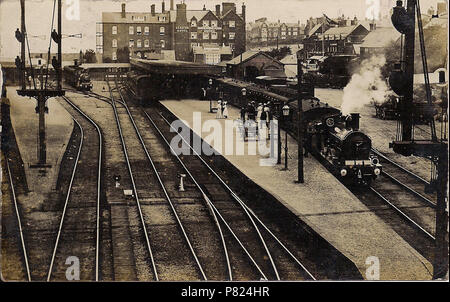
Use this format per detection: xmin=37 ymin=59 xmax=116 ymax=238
xmin=0 ymin=0 xmax=445 ymax=58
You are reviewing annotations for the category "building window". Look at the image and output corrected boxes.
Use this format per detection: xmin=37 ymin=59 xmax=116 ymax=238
xmin=137 ymin=26 xmax=142 ymax=35
xmin=160 ymin=40 xmax=165 ymax=48
xmin=137 ymin=39 xmax=142 ymax=48
xmin=203 ymin=20 xmax=210 ymax=27
xmin=144 ymin=26 xmax=149 ymax=35
xmin=112 ymin=39 xmax=117 ymax=48
xmin=191 ymin=42 xmax=199 ymax=49
xmin=160 ymin=26 xmax=165 ymax=35
xmin=203 ymin=32 xmax=209 ymax=40
xmin=229 ymin=20 xmax=235 ymax=28
xmin=129 ymin=26 xmax=134 ymax=35
xmin=211 ymin=20 xmax=218 ymax=27
xmin=112 ymin=52 xmax=117 ymax=61
xmin=112 ymin=26 xmax=117 ymax=35
xmin=144 ymin=39 xmax=150 ymax=47
xmin=229 ymin=32 xmax=235 ymax=39
xmin=191 ymin=19 xmax=197 ymax=27
xmin=191 ymin=32 xmax=197 ymax=39
xmin=211 ymin=31 xmax=218 ymax=40
xmin=129 ymin=39 xmax=134 ymax=48
xmin=293 ymin=31 xmax=298 ymax=36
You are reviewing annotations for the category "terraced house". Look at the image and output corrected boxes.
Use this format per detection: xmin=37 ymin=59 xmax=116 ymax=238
xmin=99 ymin=1 xmax=246 ymax=63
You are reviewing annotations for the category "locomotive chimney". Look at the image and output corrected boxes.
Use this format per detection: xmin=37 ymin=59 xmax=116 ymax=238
xmin=350 ymin=113 xmax=360 ymax=130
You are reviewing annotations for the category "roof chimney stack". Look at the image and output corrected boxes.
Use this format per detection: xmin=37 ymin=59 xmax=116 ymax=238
xmin=242 ymin=3 xmax=246 ymax=21
xmin=151 ymin=4 xmax=155 ymax=16
xmin=216 ymin=4 xmax=221 ymax=16
xmin=121 ymin=3 xmax=126 ymax=18
xmin=170 ymin=0 xmax=174 ymax=10
xmin=162 ymin=1 xmax=165 ymax=13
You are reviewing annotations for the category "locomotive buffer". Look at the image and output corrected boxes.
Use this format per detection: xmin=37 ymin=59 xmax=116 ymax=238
xmin=390 ymin=0 xmax=448 ymax=279
xmin=15 ymin=0 xmax=65 ymax=168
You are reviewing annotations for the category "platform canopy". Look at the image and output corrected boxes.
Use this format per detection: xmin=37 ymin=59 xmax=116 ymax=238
xmin=130 ymin=58 xmax=222 ymax=76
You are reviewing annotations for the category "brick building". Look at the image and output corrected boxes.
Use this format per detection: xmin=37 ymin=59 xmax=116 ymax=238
xmin=226 ymin=50 xmax=285 ymax=80
xmin=248 ymin=18 xmax=305 ymax=46
xmin=100 ymin=1 xmax=246 ymax=63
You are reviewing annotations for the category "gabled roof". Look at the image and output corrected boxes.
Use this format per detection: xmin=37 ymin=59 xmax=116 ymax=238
xmin=226 ymin=51 xmax=284 ymax=66
xmin=186 ymin=10 xmax=209 ymax=21
xmin=321 ymin=24 xmax=362 ymax=38
xmin=360 ymin=27 xmax=401 ymax=48
xmin=308 ymin=24 xmax=323 ymax=36
xmin=221 ymin=8 xmax=243 ymax=21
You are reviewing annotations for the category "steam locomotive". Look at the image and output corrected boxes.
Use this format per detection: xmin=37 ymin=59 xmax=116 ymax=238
xmin=303 ymin=100 xmax=382 ymax=185
xmin=63 ymin=65 xmax=92 ymax=91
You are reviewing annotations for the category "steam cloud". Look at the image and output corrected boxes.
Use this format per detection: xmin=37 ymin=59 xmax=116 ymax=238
xmin=341 ymin=55 xmax=393 ymax=116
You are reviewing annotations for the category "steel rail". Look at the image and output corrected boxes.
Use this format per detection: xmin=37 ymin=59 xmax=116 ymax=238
xmin=106 ymin=79 xmax=159 ymax=280
xmin=140 ymin=109 xmax=235 ymax=281
xmin=6 ymin=160 xmax=32 ymax=281
xmin=62 ymin=95 xmax=103 ymax=281
xmin=114 ymin=88 xmax=207 ymax=280
xmin=158 ymin=112 xmax=316 ymax=280
xmin=47 ymin=116 xmax=84 ymax=281
xmin=369 ymin=187 xmax=435 ymax=241
xmin=372 ymin=148 xmax=430 ymax=185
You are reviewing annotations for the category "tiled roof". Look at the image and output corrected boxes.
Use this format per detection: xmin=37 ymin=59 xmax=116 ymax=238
xmin=360 ymin=27 xmax=401 ymax=48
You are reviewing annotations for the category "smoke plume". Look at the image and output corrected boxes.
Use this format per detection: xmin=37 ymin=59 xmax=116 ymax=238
xmin=341 ymin=55 xmax=393 ymax=115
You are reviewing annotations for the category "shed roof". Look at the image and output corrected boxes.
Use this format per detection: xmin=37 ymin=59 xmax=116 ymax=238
xmin=360 ymin=27 xmax=401 ymax=48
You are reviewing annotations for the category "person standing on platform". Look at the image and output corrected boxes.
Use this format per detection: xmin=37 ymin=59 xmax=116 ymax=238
xmin=256 ymin=103 xmax=263 ymax=123
xmin=240 ymin=106 xmax=246 ymax=122
xmin=222 ymin=101 xmax=229 ymax=119
xmin=216 ymin=100 xmax=223 ymax=119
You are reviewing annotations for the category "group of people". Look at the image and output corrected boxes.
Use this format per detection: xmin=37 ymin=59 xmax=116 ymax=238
xmin=215 ymin=99 xmax=229 ymax=119
xmin=241 ymin=101 xmax=274 ymax=128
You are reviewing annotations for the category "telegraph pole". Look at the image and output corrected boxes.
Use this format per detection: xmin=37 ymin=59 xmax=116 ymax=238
xmin=16 ymin=0 xmax=64 ymax=168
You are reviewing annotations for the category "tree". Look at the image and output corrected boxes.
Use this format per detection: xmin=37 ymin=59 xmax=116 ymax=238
xmin=117 ymin=47 xmax=130 ymax=63
xmin=83 ymin=49 xmax=97 ymax=63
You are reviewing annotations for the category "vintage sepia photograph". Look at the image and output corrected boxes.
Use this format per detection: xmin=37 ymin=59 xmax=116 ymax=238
xmin=0 ymin=0 xmax=448 ymax=289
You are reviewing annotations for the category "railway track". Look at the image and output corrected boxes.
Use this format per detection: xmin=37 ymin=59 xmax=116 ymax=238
xmin=108 ymin=79 xmax=317 ymax=280
xmin=47 ymin=96 xmax=103 ymax=281
xmin=5 ymin=160 xmax=32 ymax=281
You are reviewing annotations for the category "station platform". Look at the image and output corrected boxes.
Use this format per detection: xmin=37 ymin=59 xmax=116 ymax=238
xmin=7 ymin=87 xmax=73 ymax=211
xmin=161 ymin=99 xmax=433 ymax=280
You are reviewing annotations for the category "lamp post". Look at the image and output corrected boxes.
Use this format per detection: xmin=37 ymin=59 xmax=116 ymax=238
xmin=275 ymin=101 xmax=282 ymax=164
xmin=208 ymin=78 xmax=213 ymax=113
xmin=296 ymin=51 xmax=304 ymax=183
xmin=282 ymin=104 xmax=290 ymax=170
xmin=241 ymin=87 xmax=247 ymax=107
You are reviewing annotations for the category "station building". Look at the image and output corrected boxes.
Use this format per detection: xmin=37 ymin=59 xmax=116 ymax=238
xmin=99 ymin=1 xmax=246 ymax=63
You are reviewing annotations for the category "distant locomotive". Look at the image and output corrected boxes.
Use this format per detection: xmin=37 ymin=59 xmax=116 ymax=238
xmin=64 ymin=65 xmax=92 ymax=91
xmin=303 ymin=100 xmax=381 ymax=185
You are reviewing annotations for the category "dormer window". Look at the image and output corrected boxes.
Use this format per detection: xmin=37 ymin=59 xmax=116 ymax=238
xmin=211 ymin=20 xmax=218 ymax=27
xmin=202 ymin=20 xmax=210 ymax=27
xmin=191 ymin=19 xmax=197 ymax=27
